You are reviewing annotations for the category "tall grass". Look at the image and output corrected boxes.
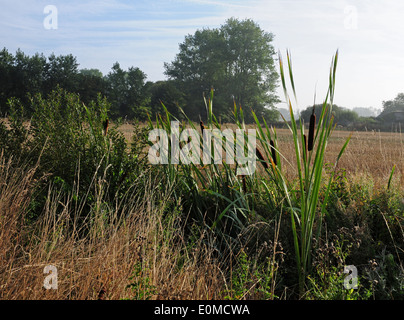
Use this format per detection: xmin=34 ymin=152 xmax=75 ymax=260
xmin=0 ymin=151 xmax=225 ymax=299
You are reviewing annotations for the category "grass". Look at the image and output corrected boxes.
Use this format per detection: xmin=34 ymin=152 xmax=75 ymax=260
xmin=114 ymin=123 xmax=404 ymax=191
xmin=0 ymin=153 xmax=226 ymax=300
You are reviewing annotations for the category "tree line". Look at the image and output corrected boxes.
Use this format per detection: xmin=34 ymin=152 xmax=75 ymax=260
xmin=0 ymin=47 xmax=150 ymax=120
xmin=0 ymin=18 xmax=280 ymax=123
xmin=1 ymin=17 xmax=402 ymax=128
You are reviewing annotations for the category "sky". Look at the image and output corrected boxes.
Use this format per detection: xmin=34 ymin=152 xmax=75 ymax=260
xmin=1 ymin=0 xmax=404 ymax=113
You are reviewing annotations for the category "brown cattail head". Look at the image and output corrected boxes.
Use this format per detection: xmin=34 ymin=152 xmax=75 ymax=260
xmin=308 ymin=113 xmax=316 ymax=151
xmin=98 ymin=288 xmax=106 ymax=300
xmin=270 ymin=140 xmax=278 ymax=166
xmin=103 ymin=119 xmax=109 ymax=136
xmin=256 ymin=146 xmax=269 ymax=170
xmin=200 ymin=121 xmax=206 ymax=134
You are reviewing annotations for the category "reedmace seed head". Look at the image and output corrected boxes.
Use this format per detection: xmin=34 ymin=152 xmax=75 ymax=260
xmin=103 ymin=119 xmax=109 ymax=136
xmin=256 ymin=146 xmax=269 ymax=170
xmin=308 ymin=111 xmax=316 ymax=151
xmin=200 ymin=121 xmax=205 ymax=134
xmin=270 ymin=140 xmax=277 ymax=166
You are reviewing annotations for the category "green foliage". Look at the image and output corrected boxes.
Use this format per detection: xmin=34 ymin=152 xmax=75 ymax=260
xmin=1 ymin=87 xmax=149 ymax=224
xmin=365 ymin=247 xmax=404 ymax=299
xmin=381 ymin=93 xmax=404 ymax=114
xmin=306 ymin=235 xmax=372 ymax=300
xmin=0 ymin=47 xmax=151 ymax=121
xmin=225 ymin=249 xmax=278 ymax=300
xmin=148 ymin=80 xmax=186 ymax=119
xmin=106 ymin=62 xmax=150 ymax=119
xmin=126 ymin=262 xmax=157 ymax=300
xmin=252 ymin=50 xmax=351 ymax=297
xmin=0 ymin=98 xmax=28 ymax=157
xmin=148 ymin=95 xmax=256 ymax=246
xmin=300 ymin=104 xmax=359 ymax=127
xmin=164 ymin=18 xmax=280 ymax=123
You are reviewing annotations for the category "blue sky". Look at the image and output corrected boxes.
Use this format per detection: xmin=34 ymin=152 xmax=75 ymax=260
xmin=1 ymin=0 xmax=404 ymax=112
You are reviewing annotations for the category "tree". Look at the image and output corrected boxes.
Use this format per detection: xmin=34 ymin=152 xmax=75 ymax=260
xmin=0 ymin=48 xmax=15 ymax=114
xmin=79 ymin=68 xmax=103 ymax=78
xmin=164 ymin=18 xmax=280 ymax=123
xmin=105 ymin=62 xmax=149 ymax=119
xmin=44 ymin=53 xmax=79 ymax=94
xmin=76 ymin=69 xmax=107 ymax=106
xmin=381 ymin=93 xmax=404 ymax=114
xmin=148 ymin=80 xmax=186 ymax=119
xmin=300 ymin=104 xmax=359 ymax=127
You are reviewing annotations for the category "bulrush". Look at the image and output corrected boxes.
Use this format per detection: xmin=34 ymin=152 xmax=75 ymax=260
xmin=308 ymin=108 xmax=316 ymax=151
xmin=256 ymin=146 xmax=269 ymax=170
xmin=270 ymin=140 xmax=277 ymax=166
xmin=103 ymin=118 xmax=109 ymax=136
xmin=200 ymin=121 xmax=206 ymax=134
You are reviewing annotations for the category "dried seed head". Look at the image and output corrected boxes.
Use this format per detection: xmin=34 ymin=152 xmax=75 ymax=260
xmin=103 ymin=119 xmax=109 ymax=136
xmin=200 ymin=121 xmax=205 ymax=134
xmin=308 ymin=113 xmax=316 ymax=151
xmin=98 ymin=288 xmax=106 ymax=300
xmin=270 ymin=140 xmax=277 ymax=166
xmin=256 ymin=147 xmax=269 ymax=170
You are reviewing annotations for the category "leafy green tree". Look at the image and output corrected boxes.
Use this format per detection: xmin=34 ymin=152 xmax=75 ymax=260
xmin=0 ymin=48 xmax=15 ymax=114
xmin=149 ymin=80 xmax=186 ymax=118
xmin=43 ymin=53 xmax=79 ymax=94
xmin=79 ymin=68 xmax=103 ymax=78
xmin=105 ymin=62 xmax=149 ymax=119
xmin=300 ymin=104 xmax=359 ymax=127
xmin=164 ymin=18 xmax=280 ymax=123
xmin=0 ymin=49 xmax=49 ymax=114
xmin=381 ymin=93 xmax=404 ymax=114
xmin=76 ymin=69 xmax=108 ymax=106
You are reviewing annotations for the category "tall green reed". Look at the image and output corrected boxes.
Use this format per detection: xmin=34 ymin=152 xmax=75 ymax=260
xmin=253 ymin=50 xmax=351 ymax=296
xmin=147 ymin=91 xmax=258 ymax=249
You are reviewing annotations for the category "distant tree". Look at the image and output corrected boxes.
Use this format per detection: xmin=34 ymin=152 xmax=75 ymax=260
xmin=352 ymin=107 xmax=380 ymax=118
xmin=0 ymin=48 xmax=15 ymax=114
xmin=0 ymin=48 xmax=49 ymax=114
xmin=44 ymin=53 xmax=79 ymax=94
xmin=164 ymin=18 xmax=280 ymax=123
xmin=76 ymin=69 xmax=108 ymax=106
xmin=79 ymin=68 xmax=103 ymax=78
xmin=300 ymin=104 xmax=359 ymax=127
xmin=381 ymin=93 xmax=404 ymax=114
xmin=14 ymin=50 xmax=47 ymax=101
xmin=105 ymin=62 xmax=149 ymax=119
xmin=149 ymin=80 xmax=186 ymax=119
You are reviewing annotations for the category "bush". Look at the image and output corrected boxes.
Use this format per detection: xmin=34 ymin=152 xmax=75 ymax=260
xmin=1 ymin=87 xmax=150 ymax=224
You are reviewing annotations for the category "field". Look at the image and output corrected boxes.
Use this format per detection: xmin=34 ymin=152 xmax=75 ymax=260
xmin=119 ymin=122 xmax=404 ymax=189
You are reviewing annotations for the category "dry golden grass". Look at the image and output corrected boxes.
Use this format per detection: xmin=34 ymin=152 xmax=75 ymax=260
xmin=0 ymin=153 xmax=225 ymax=300
xmin=118 ymin=122 xmax=404 ymax=190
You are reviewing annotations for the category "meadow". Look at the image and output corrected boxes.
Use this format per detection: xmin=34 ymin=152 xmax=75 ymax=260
xmin=119 ymin=122 xmax=404 ymax=190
